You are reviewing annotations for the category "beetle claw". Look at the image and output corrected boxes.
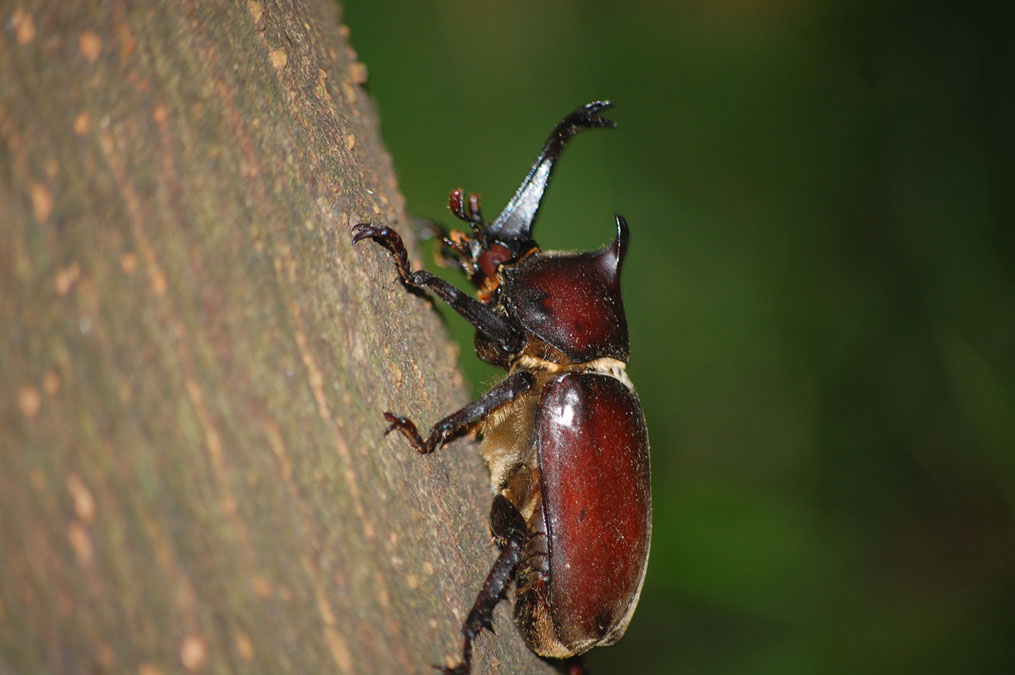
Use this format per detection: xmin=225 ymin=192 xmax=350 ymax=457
xmin=351 ymin=222 xmax=398 ymax=246
xmin=381 ymin=412 xmax=430 ymax=453
xmin=350 ymin=222 xmax=378 ymax=244
xmin=466 ymin=608 xmax=495 ymax=636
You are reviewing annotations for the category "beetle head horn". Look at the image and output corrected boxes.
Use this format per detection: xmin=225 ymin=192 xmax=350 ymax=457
xmin=487 ymin=101 xmax=616 ymax=254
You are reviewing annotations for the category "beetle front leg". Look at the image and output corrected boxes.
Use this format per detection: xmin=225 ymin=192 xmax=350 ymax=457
xmin=382 ymin=372 xmax=535 ymax=455
xmin=444 ymin=495 xmax=528 ymax=674
xmin=352 ymin=223 xmax=522 ymax=354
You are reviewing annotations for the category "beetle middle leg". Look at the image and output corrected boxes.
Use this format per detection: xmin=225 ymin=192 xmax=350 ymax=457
xmin=382 ymin=371 xmax=535 ymax=455
xmin=443 ymin=495 xmax=528 ymax=674
xmin=352 ymin=223 xmax=522 ymax=354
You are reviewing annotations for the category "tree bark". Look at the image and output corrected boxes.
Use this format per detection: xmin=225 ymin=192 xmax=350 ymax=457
xmin=0 ymin=1 xmax=550 ymax=672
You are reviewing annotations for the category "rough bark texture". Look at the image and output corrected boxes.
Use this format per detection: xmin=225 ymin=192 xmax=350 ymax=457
xmin=0 ymin=1 xmax=550 ymax=673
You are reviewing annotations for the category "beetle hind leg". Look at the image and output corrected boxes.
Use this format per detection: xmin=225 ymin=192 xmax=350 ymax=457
xmin=563 ymin=655 xmax=589 ymax=675
xmin=441 ymin=496 xmax=528 ymax=674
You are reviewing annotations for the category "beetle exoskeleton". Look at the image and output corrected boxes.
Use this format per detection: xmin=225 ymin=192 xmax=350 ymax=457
xmin=352 ymin=101 xmax=650 ymax=674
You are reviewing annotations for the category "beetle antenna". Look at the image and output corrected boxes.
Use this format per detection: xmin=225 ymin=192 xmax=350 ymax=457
xmin=486 ymin=101 xmax=616 ymax=253
xmin=449 ymin=188 xmax=488 ymax=244
xmin=466 ymin=192 xmax=486 ymax=228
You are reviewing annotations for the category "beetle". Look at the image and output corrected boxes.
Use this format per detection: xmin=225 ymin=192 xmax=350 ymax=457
xmin=352 ymin=101 xmax=650 ymax=674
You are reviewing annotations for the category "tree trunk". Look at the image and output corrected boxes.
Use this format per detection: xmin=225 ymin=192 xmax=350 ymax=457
xmin=0 ymin=1 xmax=549 ymax=672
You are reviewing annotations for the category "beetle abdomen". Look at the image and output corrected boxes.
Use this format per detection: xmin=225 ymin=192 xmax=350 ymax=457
xmin=516 ymin=372 xmax=651 ymax=657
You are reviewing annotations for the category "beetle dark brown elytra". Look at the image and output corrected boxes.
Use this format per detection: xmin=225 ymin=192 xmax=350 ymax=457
xmin=352 ymin=101 xmax=650 ymax=674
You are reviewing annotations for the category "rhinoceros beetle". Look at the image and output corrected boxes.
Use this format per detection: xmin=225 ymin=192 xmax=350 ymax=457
xmin=352 ymin=101 xmax=650 ymax=673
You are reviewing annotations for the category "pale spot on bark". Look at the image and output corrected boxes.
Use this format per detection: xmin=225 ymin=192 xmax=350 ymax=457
xmin=67 ymin=522 xmax=94 ymax=566
xmin=115 ymin=23 xmax=137 ymax=59
xmin=99 ymin=132 xmax=114 ymax=158
xmin=138 ymin=664 xmax=163 ymax=675
xmin=19 ymin=385 xmax=42 ymax=418
xmin=406 ymin=573 xmax=420 ymax=590
xmin=151 ymin=268 xmax=167 ymax=296
xmin=269 ymin=48 xmax=287 ymax=71
xmin=42 ymin=369 xmax=60 ymax=395
xmin=30 ymin=182 xmax=53 ymax=223
xmin=234 ymin=631 xmax=254 ymax=661
xmin=345 ymin=133 xmax=355 ymax=151
xmin=54 ymin=262 xmax=81 ymax=296
xmin=247 ymin=1 xmax=264 ymax=30
xmin=74 ymin=111 xmax=91 ymax=135
xmin=376 ymin=572 xmax=391 ymax=609
xmin=97 ymin=643 xmax=115 ymax=669
xmin=324 ymin=627 xmax=353 ymax=673
xmin=179 ymin=635 xmax=207 ymax=671
xmin=349 ymin=62 xmax=368 ymax=85
xmin=66 ymin=473 xmax=96 ymax=522
xmin=121 ymin=252 xmax=138 ymax=275
xmin=152 ymin=104 xmax=168 ymax=125
xmin=315 ymin=584 xmax=337 ymax=625
xmin=78 ymin=31 xmax=102 ymax=63
xmin=341 ymin=81 xmax=357 ymax=105
xmin=13 ymin=10 xmax=35 ymax=45
xmin=250 ymin=575 xmax=273 ymax=598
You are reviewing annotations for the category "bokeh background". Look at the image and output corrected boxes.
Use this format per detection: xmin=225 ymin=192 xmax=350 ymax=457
xmin=342 ymin=1 xmax=1013 ymax=672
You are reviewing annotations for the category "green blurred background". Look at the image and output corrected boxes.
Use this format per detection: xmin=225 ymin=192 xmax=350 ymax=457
xmin=342 ymin=1 xmax=1013 ymax=672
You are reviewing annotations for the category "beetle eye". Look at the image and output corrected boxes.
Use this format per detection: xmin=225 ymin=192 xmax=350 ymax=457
xmin=478 ymin=243 xmax=513 ymax=279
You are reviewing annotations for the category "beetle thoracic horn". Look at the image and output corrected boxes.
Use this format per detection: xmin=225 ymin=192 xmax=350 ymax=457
xmin=486 ymin=101 xmax=616 ymax=254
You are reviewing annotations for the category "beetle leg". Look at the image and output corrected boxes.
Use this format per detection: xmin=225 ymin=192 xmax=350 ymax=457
xmin=352 ymin=223 xmax=523 ymax=353
xmin=423 ymin=220 xmax=471 ymax=274
xmin=433 ymin=242 xmax=469 ymax=274
xmin=563 ymin=655 xmax=589 ymax=675
xmin=382 ymin=372 xmax=535 ymax=455
xmin=443 ymin=496 xmax=528 ymax=674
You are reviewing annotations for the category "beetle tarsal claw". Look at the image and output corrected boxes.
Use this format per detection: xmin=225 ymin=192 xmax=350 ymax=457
xmin=380 ymin=412 xmax=431 ymax=453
